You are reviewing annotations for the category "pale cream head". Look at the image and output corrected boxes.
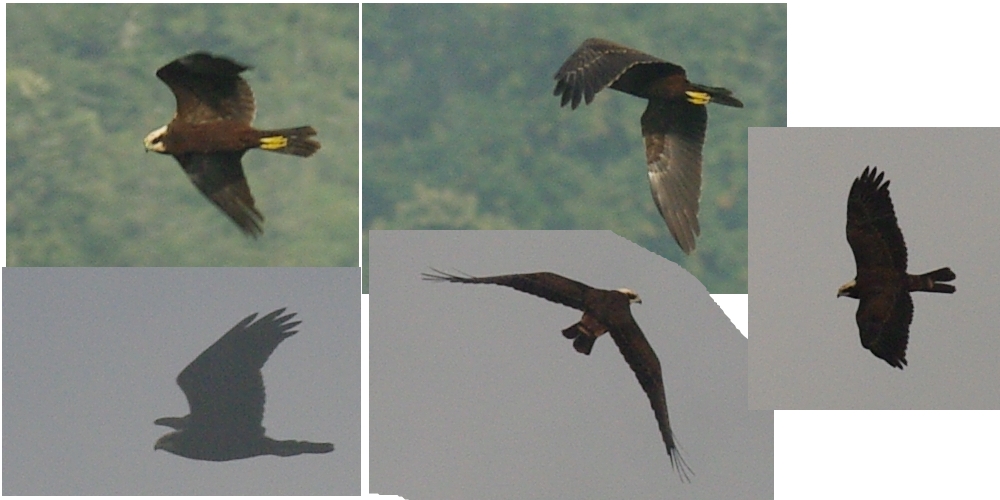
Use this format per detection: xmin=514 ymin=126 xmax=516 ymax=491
xmin=616 ymin=288 xmax=642 ymax=304
xmin=837 ymin=279 xmax=857 ymax=298
xmin=143 ymin=125 xmax=168 ymax=153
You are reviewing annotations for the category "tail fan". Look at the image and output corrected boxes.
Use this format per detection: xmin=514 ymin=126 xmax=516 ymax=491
xmin=561 ymin=323 xmax=596 ymax=355
xmin=688 ymin=83 xmax=744 ymax=108
xmin=267 ymin=438 xmax=334 ymax=457
xmin=912 ymin=267 xmax=956 ymax=293
xmin=257 ymin=126 xmax=321 ymax=157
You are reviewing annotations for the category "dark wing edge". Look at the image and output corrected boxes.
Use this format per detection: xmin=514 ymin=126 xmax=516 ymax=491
xmin=607 ymin=315 xmax=692 ymax=481
xmin=155 ymin=52 xmax=256 ymax=125
xmin=857 ymin=290 xmax=912 ymax=369
xmin=553 ymin=38 xmax=671 ymax=109
xmin=422 ymin=269 xmax=591 ymax=312
xmin=175 ymin=308 xmax=300 ymax=429
xmin=177 ymin=152 xmax=264 ymax=237
xmin=846 ymin=166 xmax=908 ymax=273
xmin=176 ymin=307 xmax=298 ymax=393
xmin=641 ymin=99 xmax=708 ymax=254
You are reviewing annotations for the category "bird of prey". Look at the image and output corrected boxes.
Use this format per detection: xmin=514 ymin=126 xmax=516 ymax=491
xmin=154 ymin=308 xmax=334 ymax=461
xmin=837 ymin=167 xmax=955 ymax=369
xmin=553 ymin=38 xmax=744 ymax=254
xmin=144 ymin=52 xmax=321 ymax=237
xmin=423 ymin=269 xmax=691 ymax=481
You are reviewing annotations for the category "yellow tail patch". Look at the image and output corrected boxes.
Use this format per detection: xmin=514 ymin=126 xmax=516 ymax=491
xmin=685 ymin=91 xmax=711 ymax=105
xmin=260 ymin=135 xmax=288 ymax=150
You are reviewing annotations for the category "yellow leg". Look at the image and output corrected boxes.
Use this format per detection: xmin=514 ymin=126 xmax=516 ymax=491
xmin=260 ymin=135 xmax=289 ymax=150
xmin=684 ymin=90 xmax=711 ymax=105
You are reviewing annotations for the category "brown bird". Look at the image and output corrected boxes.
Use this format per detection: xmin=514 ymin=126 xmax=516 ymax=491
xmin=154 ymin=308 xmax=334 ymax=461
xmin=837 ymin=167 xmax=955 ymax=368
xmin=553 ymin=38 xmax=743 ymax=254
xmin=144 ymin=52 xmax=321 ymax=237
xmin=423 ymin=269 xmax=692 ymax=481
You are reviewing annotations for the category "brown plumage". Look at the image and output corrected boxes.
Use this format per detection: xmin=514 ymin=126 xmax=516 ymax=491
xmin=553 ymin=38 xmax=743 ymax=254
xmin=144 ymin=52 xmax=321 ymax=237
xmin=837 ymin=167 xmax=956 ymax=369
xmin=154 ymin=308 xmax=334 ymax=461
xmin=423 ymin=269 xmax=691 ymax=481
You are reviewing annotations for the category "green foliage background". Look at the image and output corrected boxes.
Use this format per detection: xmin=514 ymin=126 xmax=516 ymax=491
xmin=363 ymin=4 xmax=785 ymax=293
xmin=7 ymin=4 xmax=359 ymax=267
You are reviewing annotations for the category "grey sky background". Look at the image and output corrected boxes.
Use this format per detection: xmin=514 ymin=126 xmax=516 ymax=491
xmin=369 ymin=230 xmax=770 ymax=500
xmin=2 ymin=267 xmax=360 ymax=495
xmin=749 ymin=128 xmax=1000 ymax=409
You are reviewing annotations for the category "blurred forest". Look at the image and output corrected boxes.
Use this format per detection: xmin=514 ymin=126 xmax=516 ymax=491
xmin=7 ymin=4 xmax=359 ymax=267
xmin=363 ymin=4 xmax=785 ymax=293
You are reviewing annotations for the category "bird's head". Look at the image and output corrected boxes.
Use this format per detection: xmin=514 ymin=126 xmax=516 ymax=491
xmin=617 ymin=288 xmax=642 ymax=304
xmin=143 ymin=125 xmax=168 ymax=153
xmin=837 ymin=279 xmax=858 ymax=298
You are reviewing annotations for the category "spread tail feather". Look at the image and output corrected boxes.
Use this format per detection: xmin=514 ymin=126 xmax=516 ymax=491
xmin=561 ymin=323 xmax=595 ymax=355
xmin=688 ymin=83 xmax=744 ymax=108
xmin=266 ymin=438 xmax=334 ymax=457
xmin=911 ymin=267 xmax=956 ymax=293
xmin=257 ymin=126 xmax=321 ymax=157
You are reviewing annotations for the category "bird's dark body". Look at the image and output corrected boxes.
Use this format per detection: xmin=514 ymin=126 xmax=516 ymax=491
xmin=154 ymin=308 xmax=333 ymax=461
xmin=423 ymin=269 xmax=691 ymax=481
xmin=144 ymin=52 xmax=320 ymax=237
xmin=839 ymin=167 xmax=955 ymax=368
xmin=552 ymin=38 xmax=742 ymax=253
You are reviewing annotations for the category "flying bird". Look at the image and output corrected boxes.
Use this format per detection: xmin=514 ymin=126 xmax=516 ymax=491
xmin=423 ymin=269 xmax=691 ymax=481
xmin=837 ymin=167 xmax=955 ymax=369
xmin=154 ymin=308 xmax=334 ymax=461
xmin=144 ymin=52 xmax=321 ymax=237
xmin=553 ymin=38 xmax=743 ymax=254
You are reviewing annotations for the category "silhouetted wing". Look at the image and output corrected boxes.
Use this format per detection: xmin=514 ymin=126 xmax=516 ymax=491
xmin=176 ymin=308 xmax=299 ymax=435
xmin=856 ymin=285 xmax=913 ymax=369
xmin=175 ymin=151 xmax=263 ymax=237
xmin=156 ymin=52 xmax=256 ymax=125
xmin=422 ymin=269 xmax=590 ymax=311
xmin=606 ymin=311 xmax=691 ymax=481
xmin=553 ymin=38 xmax=684 ymax=108
xmin=642 ymin=99 xmax=708 ymax=254
xmin=846 ymin=166 xmax=908 ymax=272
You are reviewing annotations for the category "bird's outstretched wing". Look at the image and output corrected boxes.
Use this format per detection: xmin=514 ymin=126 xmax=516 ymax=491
xmin=642 ymin=99 xmax=708 ymax=254
xmin=176 ymin=308 xmax=300 ymax=434
xmin=156 ymin=52 xmax=257 ymax=125
xmin=175 ymin=151 xmax=263 ymax=237
xmin=855 ymin=276 xmax=913 ymax=369
xmin=846 ymin=166 xmax=908 ymax=273
xmin=553 ymin=38 xmax=683 ymax=108
xmin=845 ymin=167 xmax=914 ymax=369
xmin=422 ymin=269 xmax=591 ymax=312
xmin=553 ymin=39 xmax=742 ymax=254
xmin=607 ymin=310 xmax=692 ymax=481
